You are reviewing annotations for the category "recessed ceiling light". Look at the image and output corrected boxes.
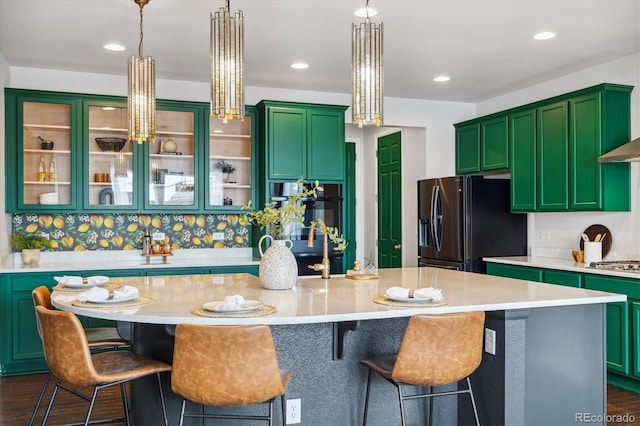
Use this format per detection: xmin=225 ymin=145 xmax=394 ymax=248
xmin=533 ymin=31 xmax=556 ymax=40
xmin=104 ymin=43 xmax=125 ymax=51
xmin=433 ymin=75 xmax=450 ymax=82
xmin=291 ymin=62 xmax=309 ymax=70
xmin=354 ymin=7 xmax=378 ymax=18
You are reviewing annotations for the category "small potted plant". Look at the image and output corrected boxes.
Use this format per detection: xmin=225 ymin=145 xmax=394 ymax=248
xmin=217 ymin=160 xmax=236 ymax=183
xmin=11 ymin=232 xmax=52 ymax=266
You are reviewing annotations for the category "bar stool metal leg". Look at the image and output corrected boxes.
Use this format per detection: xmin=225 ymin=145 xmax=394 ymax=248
xmin=362 ymin=369 xmax=373 ymax=426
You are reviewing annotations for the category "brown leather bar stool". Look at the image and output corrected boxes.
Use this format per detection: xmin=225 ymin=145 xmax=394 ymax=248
xmin=171 ymin=323 xmax=291 ymax=426
xmin=29 ymin=286 xmax=128 ymax=426
xmin=34 ymin=305 xmax=172 ymax=426
xmin=361 ymin=311 xmax=485 ymax=426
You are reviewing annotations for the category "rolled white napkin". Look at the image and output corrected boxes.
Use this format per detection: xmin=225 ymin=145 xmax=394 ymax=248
xmin=54 ymin=275 xmax=109 ymax=286
xmin=78 ymin=285 xmax=139 ymax=302
xmin=385 ymin=286 xmax=444 ymax=302
xmin=217 ymin=295 xmax=246 ymax=311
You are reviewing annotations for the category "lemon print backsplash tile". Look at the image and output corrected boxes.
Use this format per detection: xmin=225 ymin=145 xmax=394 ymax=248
xmin=11 ymin=213 xmax=249 ymax=251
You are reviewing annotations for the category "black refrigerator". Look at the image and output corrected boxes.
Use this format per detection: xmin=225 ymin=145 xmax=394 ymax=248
xmin=418 ymin=176 xmax=527 ymax=272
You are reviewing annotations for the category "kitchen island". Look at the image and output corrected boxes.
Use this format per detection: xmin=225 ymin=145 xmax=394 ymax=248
xmin=52 ymin=267 xmax=624 ymax=426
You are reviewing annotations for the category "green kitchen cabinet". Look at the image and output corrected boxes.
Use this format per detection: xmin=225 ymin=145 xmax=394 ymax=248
xmin=485 ymin=263 xmax=542 ymax=282
xmin=6 ymin=88 xmax=257 ymax=214
xmin=542 ymin=269 xmax=582 ymax=288
xmin=456 ymin=83 xmax=632 ymax=212
xmin=454 ymin=123 xmax=480 ymax=174
xmin=5 ymin=90 xmax=80 ymax=212
xmin=537 ymin=101 xmax=569 ymax=211
xmin=569 ymin=91 xmax=631 ymax=211
xmin=632 ymin=302 xmax=640 ymax=378
xmin=584 ymin=274 xmax=640 ymax=391
xmin=455 ymin=117 xmax=508 ymax=175
xmin=257 ymin=101 xmax=348 ymax=182
xmin=481 ymin=116 xmax=509 ymax=171
xmin=509 ymin=109 xmax=537 ymax=212
xmin=0 ymin=269 xmax=141 ymax=375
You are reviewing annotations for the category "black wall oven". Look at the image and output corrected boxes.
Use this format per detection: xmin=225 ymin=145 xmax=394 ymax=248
xmin=269 ymin=182 xmax=343 ymax=276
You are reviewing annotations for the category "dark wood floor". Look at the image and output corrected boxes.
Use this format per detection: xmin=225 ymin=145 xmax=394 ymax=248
xmin=1 ymin=373 xmax=639 ymax=425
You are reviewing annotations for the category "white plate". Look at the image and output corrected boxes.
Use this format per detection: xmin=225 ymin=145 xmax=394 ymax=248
xmin=385 ymin=295 xmax=433 ymax=303
xmin=203 ymin=300 xmax=263 ymax=313
xmin=59 ymin=276 xmax=110 ymax=288
xmin=85 ymin=293 xmax=139 ymax=304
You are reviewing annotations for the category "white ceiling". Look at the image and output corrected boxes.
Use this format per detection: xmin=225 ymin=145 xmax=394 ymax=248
xmin=0 ymin=0 xmax=638 ymax=103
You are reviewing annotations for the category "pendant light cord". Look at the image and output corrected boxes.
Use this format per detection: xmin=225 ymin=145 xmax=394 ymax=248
xmin=138 ymin=4 xmax=144 ymax=57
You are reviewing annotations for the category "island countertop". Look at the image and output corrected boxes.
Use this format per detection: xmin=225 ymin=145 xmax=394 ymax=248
xmin=51 ymin=266 xmax=625 ymax=325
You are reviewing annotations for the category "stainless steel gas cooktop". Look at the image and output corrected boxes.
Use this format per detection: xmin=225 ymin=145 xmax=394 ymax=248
xmin=589 ymin=260 xmax=640 ymax=272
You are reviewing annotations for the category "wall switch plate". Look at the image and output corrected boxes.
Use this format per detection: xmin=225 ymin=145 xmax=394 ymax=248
xmin=152 ymin=232 xmax=165 ymax=241
xmin=286 ymin=398 xmax=301 ymax=424
xmin=485 ymin=328 xmax=496 ymax=355
xmin=212 ymin=232 xmax=225 ymax=240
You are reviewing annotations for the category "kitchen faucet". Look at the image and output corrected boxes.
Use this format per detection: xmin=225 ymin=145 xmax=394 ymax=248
xmin=307 ymin=219 xmax=330 ymax=279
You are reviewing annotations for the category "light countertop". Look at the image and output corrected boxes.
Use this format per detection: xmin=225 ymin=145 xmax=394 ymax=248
xmin=51 ymin=267 xmax=625 ymax=326
xmin=484 ymin=255 xmax=640 ymax=279
xmin=0 ymin=248 xmax=259 ymax=273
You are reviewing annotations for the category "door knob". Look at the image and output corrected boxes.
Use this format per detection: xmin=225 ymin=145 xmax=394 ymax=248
xmin=394 ymin=244 xmax=402 ymax=250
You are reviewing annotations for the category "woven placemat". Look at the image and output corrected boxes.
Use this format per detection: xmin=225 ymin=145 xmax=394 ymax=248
xmin=71 ymin=296 xmax=152 ymax=309
xmin=191 ymin=304 xmax=277 ymax=318
xmin=373 ymin=296 xmax=448 ymax=308
xmin=53 ymin=283 xmax=123 ymax=292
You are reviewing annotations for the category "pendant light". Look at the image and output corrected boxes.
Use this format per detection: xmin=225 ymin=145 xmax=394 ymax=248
xmin=352 ymin=0 xmax=383 ymax=127
xmin=210 ymin=0 xmax=245 ymax=123
xmin=128 ymin=0 xmax=156 ymax=144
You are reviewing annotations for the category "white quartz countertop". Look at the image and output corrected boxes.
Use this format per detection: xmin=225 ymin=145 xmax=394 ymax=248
xmin=484 ymin=256 xmax=640 ymax=280
xmin=51 ymin=267 xmax=625 ymax=326
xmin=0 ymin=248 xmax=259 ymax=273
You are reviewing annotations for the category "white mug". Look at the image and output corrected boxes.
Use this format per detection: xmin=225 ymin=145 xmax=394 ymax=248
xmin=583 ymin=241 xmax=602 ymax=265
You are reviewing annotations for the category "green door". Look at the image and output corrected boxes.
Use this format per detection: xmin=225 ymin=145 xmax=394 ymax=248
xmin=569 ymin=93 xmax=601 ymax=210
xmin=537 ymin=101 xmax=568 ymax=211
xmin=632 ymin=302 xmax=640 ymax=377
xmin=509 ymin=109 xmax=537 ymax=212
xmin=377 ymin=132 xmax=402 ymax=268
xmin=268 ymin=107 xmax=306 ymax=180
xmin=455 ymin=123 xmax=480 ymax=174
xmin=344 ymin=142 xmax=356 ymax=271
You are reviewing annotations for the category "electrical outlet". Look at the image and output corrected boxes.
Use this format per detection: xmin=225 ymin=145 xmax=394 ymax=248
xmin=212 ymin=232 xmax=225 ymax=240
xmin=286 ymin=398 xmax=301 ymax=424
xmin=152 ymin=231 xmax=165 ymax=241
xmin=485 ymin=328 xmax=496 ymax=355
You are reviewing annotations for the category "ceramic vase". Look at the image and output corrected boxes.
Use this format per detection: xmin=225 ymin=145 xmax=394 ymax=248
xmin=21 ymin=249 xmax=41 ymax=266
xmin=258 ymin=235 xmax=298 ymax=290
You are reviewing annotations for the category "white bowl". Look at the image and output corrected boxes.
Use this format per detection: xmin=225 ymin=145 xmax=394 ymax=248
xmin=39 ymin=192 xmax=59 ymax=204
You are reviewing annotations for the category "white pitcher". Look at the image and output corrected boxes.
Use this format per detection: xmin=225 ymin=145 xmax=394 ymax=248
xmin=258 ymin=235 xmax=298 ymax=290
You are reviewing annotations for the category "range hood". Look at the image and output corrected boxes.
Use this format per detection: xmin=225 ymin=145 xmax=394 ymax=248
xmin=598 ymin=137 xmax=640 ymax=162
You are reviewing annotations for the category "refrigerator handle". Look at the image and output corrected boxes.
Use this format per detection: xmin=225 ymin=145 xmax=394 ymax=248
xmin=431 ymin=185 xmax=442 ymax=252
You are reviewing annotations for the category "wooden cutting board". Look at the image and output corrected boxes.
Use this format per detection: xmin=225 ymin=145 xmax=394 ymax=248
xmin=579 ymin=224 xmax=612 ymax=258
xmin=345 ymin=273 xmax=379 ymax=280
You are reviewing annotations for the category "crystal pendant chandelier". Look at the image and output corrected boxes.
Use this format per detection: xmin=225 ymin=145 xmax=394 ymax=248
xmin=352 ymin=0 xmax=383 ymax=127
xmin=210 ymin=0 xmax=245 ymax=123
xmin=128 ymin=0 xmax=156 ymax=144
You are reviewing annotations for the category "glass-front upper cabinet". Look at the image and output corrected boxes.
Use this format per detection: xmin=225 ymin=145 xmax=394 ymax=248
xmin=145 ymin=106 xmax=198 ymax=210
xmin=207 ymin=109 xmax=254 ymax=209
xmin=15 ymin=98 xmax=77 ymax=210
xmin=84 ymin=102 xmax=137 ymax=210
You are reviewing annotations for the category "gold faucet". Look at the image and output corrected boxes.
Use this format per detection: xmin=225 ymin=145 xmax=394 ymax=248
xmin=307 ymin=219 xmax=331 ymax=279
